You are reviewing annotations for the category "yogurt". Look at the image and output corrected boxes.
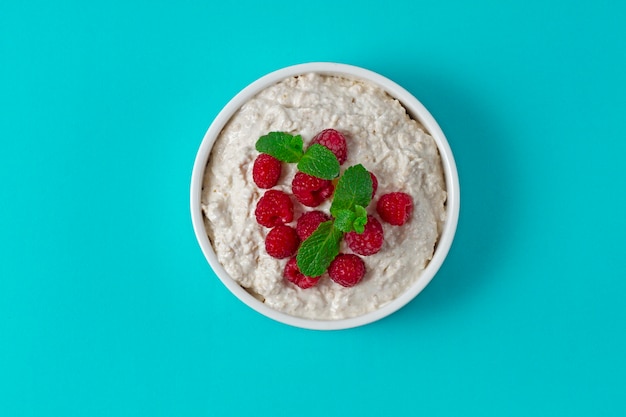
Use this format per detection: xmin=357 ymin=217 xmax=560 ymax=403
xmin=201 ymin=73 xmax=447 ymax=320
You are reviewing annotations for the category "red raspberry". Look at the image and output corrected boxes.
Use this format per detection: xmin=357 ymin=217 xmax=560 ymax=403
xmin=252 ymin=153 xmax=281 ymax=189
xmin=345 ymin=215 xmax=384 ymax=256
xmin=292 ymin=171 xmax=334 ymax=207
xmin=376 ymin=192 xmax=413 ymax=226
xmin=265 ymin=225 xmax=300 ymax=259
xmin=255 ymin=190 xmax=294 ymax=228
xmin=284 ymin=257 xmax=320 ymax=289
xmin=296 ymin=210 xmax=331 ymax=240
xmin=310 ymin=129 xmax=348 ymax=165
xmin=369 ymin=172 xmax=378 ymax=198
xmin=328 ymin=254 xmax=366 ymax=287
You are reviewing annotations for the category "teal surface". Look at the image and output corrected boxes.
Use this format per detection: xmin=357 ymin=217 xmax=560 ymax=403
xmin=2 ymin=1 xmax=625 ymax=416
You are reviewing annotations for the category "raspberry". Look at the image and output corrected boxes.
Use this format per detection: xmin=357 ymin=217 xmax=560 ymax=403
xmin=345 ymin=215 xmax=384 ymax=256
xmin=310 ymin=129 xmax=348 ymax=165
xmin=369 ymin=172 xmax=378 ymax=198
xmin=265 ymin=225 xmax=300 ymax=259
xmin=296 ymin=210 xmax=331 ymax=240
xmin=292 ymin=171 xmax=334 ymax=207
xmin=252 ymin=153 xmax=281 ymax=189
xmin=328 ymin=254 xmax=366 ymax=287
xmin=284 ymin=257 xmax=320 ymax=289
xmin=255 ymin=190 xmax=294 ymax=227
xmin=376 ymin=192 xmax=413 ymax=226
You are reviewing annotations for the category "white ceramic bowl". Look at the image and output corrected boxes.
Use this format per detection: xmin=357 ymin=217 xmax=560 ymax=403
xmin=190 ymin=62 xmax=460 ymax=330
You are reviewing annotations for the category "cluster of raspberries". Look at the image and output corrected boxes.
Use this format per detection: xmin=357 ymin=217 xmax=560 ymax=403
xmin=253 ymin=129 xmax=413 ymax=289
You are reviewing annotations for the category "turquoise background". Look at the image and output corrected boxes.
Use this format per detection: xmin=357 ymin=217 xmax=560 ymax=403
xmin=1 ymin=0 xmax=625 ymax=415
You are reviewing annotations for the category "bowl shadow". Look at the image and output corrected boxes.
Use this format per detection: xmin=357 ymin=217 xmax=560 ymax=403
xmin=371 ymin=66 xmax=519 ymax=320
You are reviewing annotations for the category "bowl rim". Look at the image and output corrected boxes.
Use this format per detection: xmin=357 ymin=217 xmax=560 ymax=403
xmin=190 ymin=62 xmax=460 ymax=330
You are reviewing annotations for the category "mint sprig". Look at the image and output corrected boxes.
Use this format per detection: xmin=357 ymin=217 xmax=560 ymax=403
xmin=296 ymin=221 xmax=343 ymax=277
xmin=296 ymin=164 xmax=374 ymax=277
xmin=255 ymin=132 xmax=339 ymax=179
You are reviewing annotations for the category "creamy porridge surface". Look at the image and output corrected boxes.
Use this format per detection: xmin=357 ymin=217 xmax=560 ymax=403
xmin=201 ymin=73 xmax=447 ymax=320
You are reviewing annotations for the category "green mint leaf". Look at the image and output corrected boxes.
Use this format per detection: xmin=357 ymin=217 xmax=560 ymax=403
xmin=297 ymin=144 xmax=340 ymax=180
xmin=255 ymin=132 xmax=303 ymax=163
xmin=330 ymin=164 xmax=373 ymax=216
xmin=333 ymin=209 xmax=356 ymax=233
xmin=353 ymin=205 xmax=368 ymax=234
xmin=296 ymin=220 xmax=343 ymax=277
